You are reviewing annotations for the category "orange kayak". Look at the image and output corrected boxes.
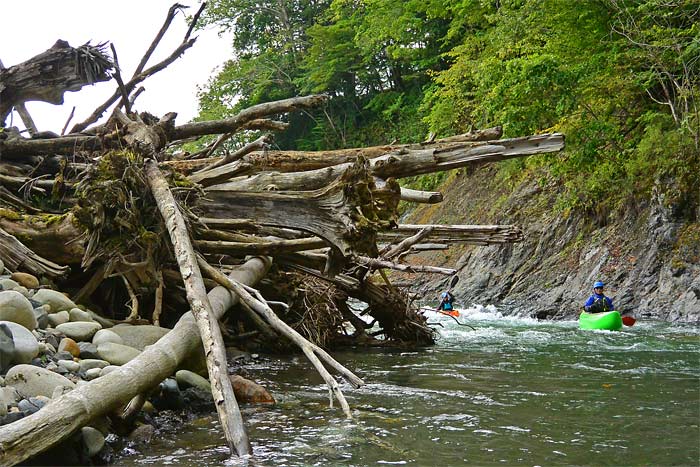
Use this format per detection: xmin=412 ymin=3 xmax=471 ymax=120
xmin=441 ymin=309 xmax=460 ymax=317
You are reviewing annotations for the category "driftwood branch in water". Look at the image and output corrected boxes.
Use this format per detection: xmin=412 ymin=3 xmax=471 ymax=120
xmin=145 ymin=159 xmax=250 ymax=457
xmin=197 ymin=258 xmax=363 ymax=419
xmin=0 ymin=256 xmax=270 ymax=466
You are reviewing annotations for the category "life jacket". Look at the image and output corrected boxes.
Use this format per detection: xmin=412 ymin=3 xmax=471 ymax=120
xmin=588 ymin=295 xmax=611 ymax=313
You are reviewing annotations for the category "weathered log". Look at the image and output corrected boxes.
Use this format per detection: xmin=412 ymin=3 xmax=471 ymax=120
xmin=353 ymin=255 xmax=456 ymax=275
xmin=204 ymin=134 xmax=564 ymax=192
xmin=379 ymin=224 xmax=524 ymax=244
xmin=380 ymin=226 xmax=434 ymax=259
xmin=194 ymin=134 xmax=272 ymax=174
xmin=0 ymin=227 xmax=69 ymax=279
xmin=0 ymin=213 xmax=84 ymax=265
xmin=0 ymin=256 xmax=271 ymax=466
xmin=196 ymin=238 xmax=327 ymax=256
xmin=145 ymin=159 xmax=250 ymax=456
xmin=177 ymin=126 xmax=504 ymax=178
xmin=201 ymin=159 xmax=399 ymax=261
xmin=0 ymin=41 xmax=112 ymax=124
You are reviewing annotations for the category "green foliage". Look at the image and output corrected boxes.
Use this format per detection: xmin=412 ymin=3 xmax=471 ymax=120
xmin=196 ymin=0 xmax=699 ymax=221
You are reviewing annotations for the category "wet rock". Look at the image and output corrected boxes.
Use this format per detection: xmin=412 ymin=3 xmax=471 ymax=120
xmin=0 ymin=323 xmax=15 ymax=372
xmin=229 ymin=375 xmax=275 ymax=404
xmin=5 ymin=364 xmax=75 ymax=398
xmin=55 ymin=321 xmax=102 ymax=341
xmin=78 ymin=341 xmax=100 ymax=359
xmin=96 ymin=342 xmax=141 ymax=365
xmin=181 ymin=387 xmax=214 ymax=412
xmin=0 ymin=320 xmax=39 ymax=364
xmin=152 ymin=378 xmax=184 ymax=410
xmin=48 ymin=310 xmax=70 ymax=327
xmin=58 ymin=337 xmax=81 ymax=358
xmin=128 ymin=423 xmax=155 ymax=445
xmin=0 ymin=290 xmax=37 ymax=330
xmin=92 ymin=328 xmax=124 ymax=346
xmin=10 ymin=272 xmax=39 ymax=289
xmin=81 ymin=426 xmax=105 ymax=457
xmin=175 ymin=369 xmax=210 ymax=392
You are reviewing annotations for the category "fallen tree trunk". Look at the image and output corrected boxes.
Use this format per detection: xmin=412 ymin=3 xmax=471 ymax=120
xmin=204 ymin=134 xmax=564 ymax=192
xmin=378 ymin=224 xmax=524 ymax=244
xmin=0 ymin=256 xmax=271 ymax=466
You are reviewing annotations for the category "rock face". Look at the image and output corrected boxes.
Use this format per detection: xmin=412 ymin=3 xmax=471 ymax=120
xmin=410 ymin=165 xmax=700 ymax=323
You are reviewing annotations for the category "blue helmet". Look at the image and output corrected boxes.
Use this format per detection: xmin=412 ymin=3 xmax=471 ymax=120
xmin=441 ymin=292 xmax=448 ymax=298
xmin=594 ymin=281 xmax=605 ymax=288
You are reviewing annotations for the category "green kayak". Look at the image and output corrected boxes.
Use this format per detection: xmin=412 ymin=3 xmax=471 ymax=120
xmin=579 ymin=310 xmax=622 ymax=331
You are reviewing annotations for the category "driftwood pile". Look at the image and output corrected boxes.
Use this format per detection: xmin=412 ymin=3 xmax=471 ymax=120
xmin=0 ymin=4 xmax=564 ymax=464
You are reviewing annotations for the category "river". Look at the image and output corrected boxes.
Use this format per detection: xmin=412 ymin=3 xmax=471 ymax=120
xmin=113 ymin=306 xmax=699 ymax=466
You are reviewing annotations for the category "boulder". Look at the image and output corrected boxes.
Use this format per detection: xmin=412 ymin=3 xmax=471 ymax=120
xmin=92 ymin=329 xmax=124 ymax=346
xmin=96 ymin=342 xmax=141 ymax=366
xmin=0 ymin=321 xmax=39 ymax=364
xmin=229 ymin=375 xmax=275 ymax=404
xmin=0 ymin=290 xmax=37 ymax=330
xmin=109 ymin=324 xmax=169 ymax=350
xmin=31 ymin=289 xmax=77 ymax=313
xmin=5 ymin=364 xmax=75 ymax=398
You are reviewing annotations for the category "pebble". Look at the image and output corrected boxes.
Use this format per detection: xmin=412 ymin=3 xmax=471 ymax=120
xmin=58 ymin=337 xmax=81 ymax=358
xmin=31 ymin=289 xmax=77 ymax=313
xmin=57 ymin=360 xmax=80 ymax=373
xmin=47 ymin=310 xmax=70 ymax=327
xmin=96 ymin=342 xmax=141 ymax=365
xmin=0 ymin=321 xmax=39 ymax=364
xmin=85 ymin=368 xmax=102 ymax=380
xmin=68 ymin=308 xmax=92 ymax=323
xmin=92 ymin=329 xmax=124 ymax=346
xmin=81 ymin=426 xmax=105 ymax=457
xmin=78 ymin=359 xmax=109 ymax=373
xmin=55 ymin=322 xmax=102 ymax=342
xmin=10 ymin=272 xmax=39 ymax=289
xmin=5 ymin=364 xmax=75 ymax=398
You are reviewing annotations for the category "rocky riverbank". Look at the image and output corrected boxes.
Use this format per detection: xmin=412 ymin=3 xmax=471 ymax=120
xmin=404 ymin=165 xmax=699 ymax=323
xmin=0 ymin=261 xmax=274 ymax=465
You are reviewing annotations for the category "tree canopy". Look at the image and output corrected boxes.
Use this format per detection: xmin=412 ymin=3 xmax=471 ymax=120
xmin=196 ymin=0 xmax=699 ymax=217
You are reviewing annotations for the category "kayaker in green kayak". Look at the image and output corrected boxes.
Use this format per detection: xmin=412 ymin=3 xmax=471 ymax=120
xmin=582 ymin=281 xmax=615 ymax=313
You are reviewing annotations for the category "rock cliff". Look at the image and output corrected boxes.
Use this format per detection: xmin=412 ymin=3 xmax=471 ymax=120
xmin=405 ymin=165 xmax=699 ymax=323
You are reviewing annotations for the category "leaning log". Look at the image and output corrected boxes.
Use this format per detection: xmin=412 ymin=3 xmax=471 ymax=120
xmin=0 ymin=256 xmax=271 ymax=466
xmin=145 ymin=159 xmax=250 ymax=456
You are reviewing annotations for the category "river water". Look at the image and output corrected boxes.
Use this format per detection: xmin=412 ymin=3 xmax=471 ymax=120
xmin=114 ymin=306 xmax=699 ymax=466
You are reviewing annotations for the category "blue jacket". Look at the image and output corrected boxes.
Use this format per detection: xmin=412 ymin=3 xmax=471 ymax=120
xmin=584 ymin=293 xmax=614 ymax=313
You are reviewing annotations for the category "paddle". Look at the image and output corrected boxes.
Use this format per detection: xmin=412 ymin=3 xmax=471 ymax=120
xmin=420 ymin=275 xmax=477 ymax=330
xmin=621 ymin=315 xmax=636 ymax=327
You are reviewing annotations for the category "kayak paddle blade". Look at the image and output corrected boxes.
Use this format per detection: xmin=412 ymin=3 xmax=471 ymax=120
xmin=622 ymin=315 xmax=636 ymax=327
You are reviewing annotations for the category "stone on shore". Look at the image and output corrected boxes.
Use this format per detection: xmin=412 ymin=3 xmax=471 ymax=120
xmin=81 ymin=426 xmax=106 ymax=457
xmin=48 ymin=310 xmax=70 ymax=327
xmin=176 ymin=370 xmax=211 ymax=392
xmin=0 ymin=323 xmax=15 ymax=372
xmin=0 ymin=290 xmax=37 ymax=330
xmin=6 ymin=364 xmax=75 ymax=398
xmin=109 ymin=324 xmax=169 ymax=350
xmin=31 ymin=289 xmax=77 ymax=313
xmin=92 ymin=329 xmax=124 ymax=346
xmin=0 ymin=321 xmax=39 ymax=364
xmin=96 ymin=342 xmax=142 ymax=365
xmin=55 ymin=322 xmax=102 ymax=342
xmin=68 ymin=308 xmax=93 ymax=322
xmin=10 ymin=272 xmax=40 ymax=290
xmin=58 ymin=337 xmax=81 ymax=358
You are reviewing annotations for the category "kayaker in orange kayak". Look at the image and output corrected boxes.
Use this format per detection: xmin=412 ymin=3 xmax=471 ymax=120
xmin=582 ymin=281 xmax=615 ymax=314
xmin=437 ymin=291 xmax=457 ymax=315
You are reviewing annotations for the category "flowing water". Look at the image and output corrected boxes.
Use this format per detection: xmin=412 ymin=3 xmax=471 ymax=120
xmin=114 ymin=307 xmax=699 ymax=466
